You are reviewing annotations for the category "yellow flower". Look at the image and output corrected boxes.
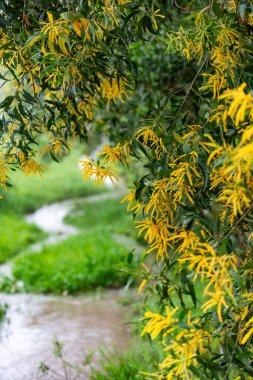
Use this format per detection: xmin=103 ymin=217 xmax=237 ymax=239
xmin=200 ymin=70 xmax=228 ymax=99
xmin=239 ymin=315 xmax=253 ymax=345
xmin=134 ymin=126 xmax=165 ymax=160
xmin=121 ymin=190 xmax=143 ymax=214
xmin=97 ymin=143 xmax=123 ymax=163
xmin=21 ymin=159 xmax=44 ymax=177
xmin=160 ymin=328 xmax=210 ymax=377
xmin=218 ymin=186 xmax=252 ymax=217
xmin=145 ymin=178 xmax=173 ymax=218
xmin=0 ymin=160 xmax=9 ymax=188
xmin=208 ymin=104 xmax=229 ymax=131
xmin=138 ymin=263 xmax=152 ymax=295
xmin=220 ymin=83 xmax=253 ymax=127
xmin=142 ymin=306 xmax=179 ymax=340
xmin=79 ymin=156 xmax=119 ymax=185
xmin=72 ymin=18 xmax=89 ymax=40
xmin=100 ymin=77 xmax=131 ymax=104
xmin=97 ymin=143 xmax=130 ymax=165
xmin=135 ymin=217 xmax=171 ymax=245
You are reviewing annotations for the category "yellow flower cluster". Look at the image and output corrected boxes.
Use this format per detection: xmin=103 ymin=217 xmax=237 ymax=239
xmin=97 ymin=143 xmax=131 ymax=165
xmin=160 ymin=328 xmax=211 ymax=379
xmin=144 ymin=153 xmax=201 ymax=216
xmin=142 ymin=307 xmax=211 ymax=379
xmin=122 ymin=190 xmax=143 ymax=214
xmin=136 ymin=217 xmax=172 ymax=259
xmin=167 ymin=228 xmax=237 ymax=321
xmin=134 ymin=125 xmax=166 ymax=160
xmin=79 ymin=156 xmax=119 ymax=185
xmin=100 ymin=77 xmax=130 ymax=104
xmin=206 ymin=85 xmax=253 ymax=223
xmin=167 ymin=13 xmax=243 ymax=99
xmin=0 ymin=160 xmax=9 ymax=189
xmin=200 ymin=19 xmax=242 ymax=98
xmin=220 ymin=83 xmax=253 ymax=126
xmin=122 ymin=137 xmax=203 ymax=260
xmin=20 ymin=158 xmax=44 ymax=177
xmin=25 ymin=12 xmax=70 ymax=57
xmin=142 ymin=306 xmax=179 ymax=340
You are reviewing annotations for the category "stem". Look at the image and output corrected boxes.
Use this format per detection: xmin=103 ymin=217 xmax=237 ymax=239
xmin=171 ymin=56 xmax=208 ymax=127
xmin=220 ymin=203 xmax=253 ymax=243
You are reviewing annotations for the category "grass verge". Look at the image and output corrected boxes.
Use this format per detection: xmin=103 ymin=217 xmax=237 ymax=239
xmin=65 ymin=197 xmax=135 ymax=237
xmin=11 ymin=228 xmax=129 ymax=293
xmin=90 ymin=341 xmax=162 ymax=380
xmin=0 ymin=213 xmax=46 ymax=264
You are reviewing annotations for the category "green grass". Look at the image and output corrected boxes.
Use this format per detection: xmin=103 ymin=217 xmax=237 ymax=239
xmin=12 ymin=227 xmax=129 ymax=293
xmin=0 ymin=302 xmax=8 ymax=324
xmin=0 ymin=144 xmax=137 ymax=292
xmin=1 ymin=197 xmax=141 ymax=292
xmin=0 ymin=145 xmax=105 ymax=264
xmin=0 ymin=213 xmax=46 ymax=263
xmin=65 ymin=197 xmax=135 ymax=237
xmin=7 ymin=197 xmax=137 ymax=293
xmin=0 ymin=145 xmax=105 ymax=214
xmin=90 ymin=341 xmax=162 ymax=380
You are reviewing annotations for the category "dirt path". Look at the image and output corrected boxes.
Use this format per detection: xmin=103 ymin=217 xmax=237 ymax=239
xmin=0 ymin=186 xmax=133 ymax=380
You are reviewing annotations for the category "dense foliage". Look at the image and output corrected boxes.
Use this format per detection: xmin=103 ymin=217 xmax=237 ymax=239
xmin=1 ymin=0 xmax=253 ymax=379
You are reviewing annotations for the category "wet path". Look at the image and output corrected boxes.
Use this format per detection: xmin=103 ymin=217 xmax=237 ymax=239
xmin=0 ymin=189 xmax=126 ymax=277
xmin=0 ymin=186 xmax=132 ymax=379
xmin=0 ymin=292 xmax=128 ymax=380
xmin=26 ymin=190 xmax=123 ymax=251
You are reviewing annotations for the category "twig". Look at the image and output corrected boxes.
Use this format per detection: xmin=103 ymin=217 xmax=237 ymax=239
xmin=174 ymin=1 xmax=206 ymax=13
xmin=220 ymin=203 xmax=253 ymax=243
xmin=171 ymin=56 xmax=208 ymax=127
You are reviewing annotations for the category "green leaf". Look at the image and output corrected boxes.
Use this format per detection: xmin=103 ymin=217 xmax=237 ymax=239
xmin=50 ymin=150 xmax=60 ymax=163
xmin=212 ymin=0 xmax=223 ymax=18
xmin=0 ymin=96 xmax=14 ymax=110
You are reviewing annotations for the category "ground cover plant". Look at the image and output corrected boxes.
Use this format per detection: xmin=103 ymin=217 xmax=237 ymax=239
xmin=90 ymin=341 xmax=162 ymax=380
xmin=0 ymin=1 xmax=253 ymax=379
xmin=38 ymin=334 xmax=162 ymax=380
xmin=2 ymin=196 xmax=135 ymax=293
xmin=0 ymin=212 xmax=45 ymax=263
xmin=0 ymin=302 xmax=8 ymax=324
xmin=12 ymin=228 xmax=128 ymax=293
xmin=65 ymin=197 xmax=136 ymax=238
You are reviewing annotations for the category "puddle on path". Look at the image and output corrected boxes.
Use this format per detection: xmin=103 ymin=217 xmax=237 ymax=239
xmin=0 ymin=291 xmax=128 ymax=380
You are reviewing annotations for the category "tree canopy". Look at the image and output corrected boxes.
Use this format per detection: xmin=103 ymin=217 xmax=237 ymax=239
xmin=1 ymin=0 xmax=253 ymax=379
